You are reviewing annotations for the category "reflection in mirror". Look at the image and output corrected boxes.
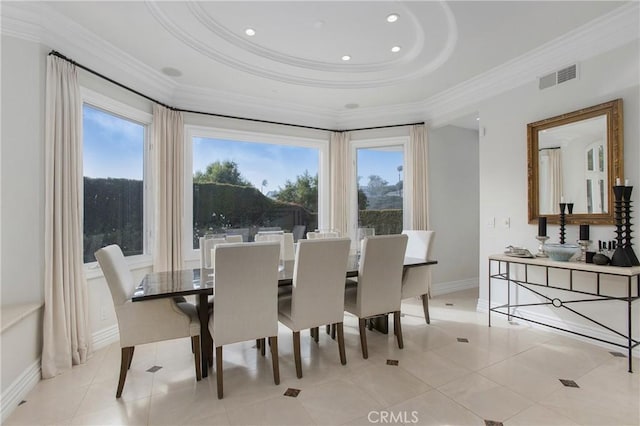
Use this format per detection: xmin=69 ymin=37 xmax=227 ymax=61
xmin=528 ymin=99 xmax=623 ymax=225
xmin=538 ymin=115 xmax=608 ymax=215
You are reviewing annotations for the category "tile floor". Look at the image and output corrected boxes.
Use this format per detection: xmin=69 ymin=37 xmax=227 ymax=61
xmin=5 ymin=288 xmax=639 ymax=426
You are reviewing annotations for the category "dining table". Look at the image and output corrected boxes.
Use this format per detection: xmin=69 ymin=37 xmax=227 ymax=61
xmin=133 ymin=255 xmax=437 ymax=377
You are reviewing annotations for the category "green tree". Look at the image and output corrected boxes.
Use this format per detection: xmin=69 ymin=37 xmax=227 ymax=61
xmin=274 ymin=170 xmax=318 ymax=212
xmin=193 ymin=160 xmax=252 ymax=186
xmin=358 ymin=189 xmax=369 ymax=210
xmin=367 ymin=174 xmax=389 ymax=196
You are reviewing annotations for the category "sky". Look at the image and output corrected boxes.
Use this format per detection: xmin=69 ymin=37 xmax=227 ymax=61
xmin=82 ymin=104 xmax=404 ymax=189
xmin=83 ymin=104 xmax=144 ymax=180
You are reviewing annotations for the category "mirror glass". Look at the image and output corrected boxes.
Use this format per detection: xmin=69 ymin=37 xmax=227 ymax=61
xmin=528 ymin=99 xmax=623 ymax=225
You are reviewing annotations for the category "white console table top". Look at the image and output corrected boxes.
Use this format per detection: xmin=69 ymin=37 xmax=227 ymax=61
xmin=490 ymin=254 xmax=640 ymax=276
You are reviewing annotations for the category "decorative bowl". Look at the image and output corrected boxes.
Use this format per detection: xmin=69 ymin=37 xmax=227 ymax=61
xmin=545 ymin=243 xmax=580 ymax=262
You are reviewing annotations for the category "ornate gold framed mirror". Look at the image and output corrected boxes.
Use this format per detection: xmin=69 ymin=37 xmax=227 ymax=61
xmin=527 ymin=99 xmax=623 ymax=225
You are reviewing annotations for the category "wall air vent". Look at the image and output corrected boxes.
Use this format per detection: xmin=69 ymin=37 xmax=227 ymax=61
xmin=539 ymin=64 xmax=578 ymax=90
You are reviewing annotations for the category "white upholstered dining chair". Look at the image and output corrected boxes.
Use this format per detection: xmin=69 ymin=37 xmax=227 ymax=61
xmin=209 ymin=241 xmax=281 ymax=399
xmin=95 ymin=245 xmax=201 ymax=398
xmin=344 ymin=234 xmax=408 ymax=358
xmin=401 ymin=230 xmax=436 ymax=324
xmin=255 ymin=232 xmax=295 ymax=262
xmin=278 ymin=238 xmax=351 ymax=378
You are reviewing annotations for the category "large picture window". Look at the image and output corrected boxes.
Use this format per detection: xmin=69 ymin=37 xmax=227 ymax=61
xmin=186 ymin=127 xmax=328 ymax=255
xmin=351 ymin=137 xmax=409 ymax=238
xmin=82 ymin=94 xmax=150 ymax=263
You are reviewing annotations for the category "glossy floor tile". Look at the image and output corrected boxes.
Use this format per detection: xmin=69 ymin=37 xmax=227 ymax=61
xmin=6 ymin=288 xmax=638 ymax=425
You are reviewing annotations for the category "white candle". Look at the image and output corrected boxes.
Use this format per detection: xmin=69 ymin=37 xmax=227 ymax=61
xmin=625 ymin=179 xmax=630 ymax=186
xmin=616 ymin=177 xmax=621 ymax=186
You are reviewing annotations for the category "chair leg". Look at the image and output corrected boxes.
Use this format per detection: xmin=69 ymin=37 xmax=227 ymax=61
xmin=127 ymin=346 xmax=135 ymax=370
xmin=116 ymin=347 xmax=132 ymax=398
xmin=330 ymin=324 xmax=336 ymax=340
xmin=421 ymin=293 xmax=430 ymax=324
xmin=256 ymin=338 xmax=261 ymax=350
xmin=394 ymin=311 xmax=404 ymax=349
xmin=269 ymin=336 xmax=280 ymax=385
xmin=216 ymin=346 xmax=223 ymax=399
xmin=358 ymin=319 xmax=368 ymax=359
xmin=325 ymin=324 xmax=331 ymax=335
xmin=293 ymin=331 xmax=303 ymax=378
xmin=312 ymin=327 xmax=319 ymax=343
xmin=337 ymin=322 xmax=347 ymax=365
xmin=192 ymin=336 xmax=202 ymax=381
xmin=260 ymin=338 xmax=266 ymax=356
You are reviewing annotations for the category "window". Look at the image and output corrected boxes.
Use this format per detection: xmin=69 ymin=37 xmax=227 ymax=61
xmin=82 ymin=91 xmax=151 ymax=263
xmin=185 ymin=127 xmax=329 ymax=256
xmin=351 ymin=137 xmax=409 ymax=238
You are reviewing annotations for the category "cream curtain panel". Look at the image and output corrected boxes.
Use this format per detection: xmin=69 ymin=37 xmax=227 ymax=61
xmin=329 ymin=131 xmax=351 ymax=237
xmin=42 ymin=56 xmax=91 ymax=378
xmin=153 ymin=105 xmax=185 ymax=272
xmin=539 ymin=148 xmax=563 ymax=214
xmin=408 ymin=124 xmax=430 ymax=230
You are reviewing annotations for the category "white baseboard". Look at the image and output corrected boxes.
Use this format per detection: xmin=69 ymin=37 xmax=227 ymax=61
xmin=92 ymin=324 xmax=119 ymax=351
xmin=477 ymin=298 xmax=640 ymax=356
xmin=1 ymin=359 xmax=41 ymax=423
xmin=432 ymin=277 xmax=478 ymax=297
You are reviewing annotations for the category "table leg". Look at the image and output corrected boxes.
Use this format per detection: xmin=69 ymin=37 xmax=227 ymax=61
xmin=198 ymin=293 xmax=212 ymax=377
xmin=628 ymin=277 xmax=633 ymax=373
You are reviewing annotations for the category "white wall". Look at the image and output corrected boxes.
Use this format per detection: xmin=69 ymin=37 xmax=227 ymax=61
xmin=428 ymin=125 xmax=480 ymax=293
xmin=477 ymin=40 xmax=640 ymax=346
xmin=1 ymin=36 xmax=47 ymax=305
xmin=0 ymin=35 xmax=47 ymax=419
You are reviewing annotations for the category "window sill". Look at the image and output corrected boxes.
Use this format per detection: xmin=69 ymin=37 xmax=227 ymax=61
xmin=85 ymin=255 xmax=153 ymax=280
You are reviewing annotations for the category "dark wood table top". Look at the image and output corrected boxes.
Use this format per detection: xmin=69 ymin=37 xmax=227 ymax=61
xmin=133 ymin=256 xmax=437 ymax=302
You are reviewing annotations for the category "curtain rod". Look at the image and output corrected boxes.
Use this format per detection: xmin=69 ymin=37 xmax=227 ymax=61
xmin=48 ymin=50 xmax=424 ymax=133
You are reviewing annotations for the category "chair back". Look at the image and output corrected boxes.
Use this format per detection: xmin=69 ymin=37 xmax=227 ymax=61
xmin=255 ymin=232 xmax=294 ymax=261
xmin=402 ymin=230 xmax=435 ymax=261
xmin=290 ymin=238 xmax=351 ymax=329
xmin=200 ymin=236 xmax=226 ymax=268
xmin=307 ymin=231 xmax=340 ymax=240
xmin=357 ymin=234 xmax=408 ymax=317
xmin=400 ymin=231 xmax=435 ymax=299
xmin=95 ymin=245 xmax=134 ymax=306
xmin=212 ymin=242 xmax=280 ymax=346
xmin=225 ymin=234 xmax=243 ymax=243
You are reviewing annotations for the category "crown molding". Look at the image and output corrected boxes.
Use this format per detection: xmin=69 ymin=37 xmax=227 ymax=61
xmin=174 ymin=84 xmax=340 ymax=130
xmin=336 ymin=2 xmax=640 ymax=129
xmin=1 ymin=2 xmax=638 ymax=130
xmin=1 ymin=2 xmax=176 ymax=104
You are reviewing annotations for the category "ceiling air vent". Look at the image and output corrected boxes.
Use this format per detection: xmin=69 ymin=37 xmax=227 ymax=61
xmin=539 ymin=64 xmax=578 ymax=90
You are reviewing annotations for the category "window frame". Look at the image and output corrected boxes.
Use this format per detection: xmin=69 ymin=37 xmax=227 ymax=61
xmin=183 ymin=125 xmax=330 ymax=262
xmin=80 ymin=88 xmax=153 ymax=272
xmin=350 ymin=136 xmax=411 ymax=241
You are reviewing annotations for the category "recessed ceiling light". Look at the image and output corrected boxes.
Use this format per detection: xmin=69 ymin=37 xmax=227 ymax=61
xmin=245 ymin=28 xmax=256 ymax=36
xmin=386 ymin=13 xmax=399 ymax=23
xmin=345 ymin=103 xmax=359 ymax=109
xmin=476 ymin=117 xmax=480 ymax=121
xmin=341 ymin=55 xmax=351 ymax=61
xmin=161 ymin=67 xmax=182 ymax=77
xmin=391 ymin=46 xmax=401 ymax=53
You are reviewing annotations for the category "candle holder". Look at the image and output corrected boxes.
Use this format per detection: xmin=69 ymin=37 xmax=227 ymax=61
xmin=577 ymin=240 xmax=591 ymax=262
xmin=535 ymin=235 xmax=549 ymax=257
xmin=559 ymin=203 xmax=567 ymax=244
xmin=622 ymin=186 xmax=639 ymax=266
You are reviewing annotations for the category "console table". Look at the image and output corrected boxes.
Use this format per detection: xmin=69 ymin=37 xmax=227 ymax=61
xmin=488 ymin=254 xmax=640 ymax=372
